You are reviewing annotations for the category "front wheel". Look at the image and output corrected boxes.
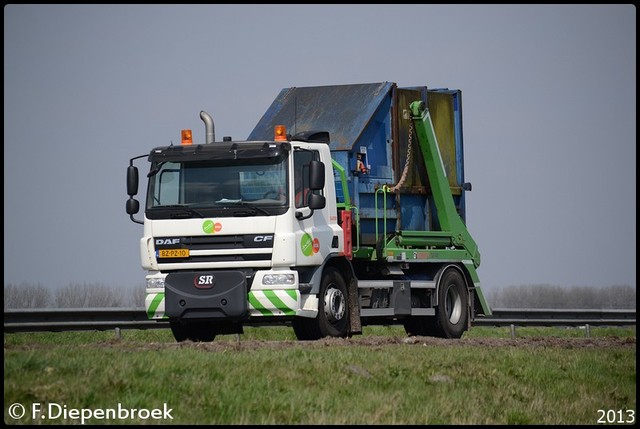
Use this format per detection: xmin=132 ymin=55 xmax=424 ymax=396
xmin=293 ymin=267 xmax=350 ymax=340
xmin=404 ymin=269 xmax=469 ymax=338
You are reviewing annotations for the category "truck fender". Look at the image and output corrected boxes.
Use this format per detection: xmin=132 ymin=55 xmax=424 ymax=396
xmin=300 ymin=254 xmax=355 ymax=296
xmin=434 ymin=263 xmax=474 ymax=330
xmin=433 ymin=264 xmax=470 ymax=308
xmin=297 ymin=255 xmax=361 ymax=334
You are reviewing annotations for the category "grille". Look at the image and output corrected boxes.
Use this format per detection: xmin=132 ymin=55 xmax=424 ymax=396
xmin=155 ymin=234 xmax=274 ymax=264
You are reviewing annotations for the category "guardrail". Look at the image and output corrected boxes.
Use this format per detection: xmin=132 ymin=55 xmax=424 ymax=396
xmin=4 ymin=308 xmax=163 ymax=333
xmin=3 ymin=308 xmax=636 ymax=334
xmin=473 ymin=308 xmax=637 ymax=327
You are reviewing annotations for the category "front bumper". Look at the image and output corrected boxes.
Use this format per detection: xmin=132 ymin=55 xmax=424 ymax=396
xmin=145 ymin=270 xmax=318 ymax=320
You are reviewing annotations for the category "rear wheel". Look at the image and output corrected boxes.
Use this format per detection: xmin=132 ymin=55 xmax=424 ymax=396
xmin=170 ymin=320 xmax=217 ymax=342
xmin=404 ymin=269 xmax=469 ymax=338
xmin=293 ymin=267 xmax=350 ymax=340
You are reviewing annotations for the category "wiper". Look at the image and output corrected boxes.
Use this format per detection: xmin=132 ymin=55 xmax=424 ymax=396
xmin=157 ymin=205 xmax=205 ymax=218
xmin=216 ymin=201 xmax=271 ymax=216
xmin=147 ymin=162 xmax=166 ymax=178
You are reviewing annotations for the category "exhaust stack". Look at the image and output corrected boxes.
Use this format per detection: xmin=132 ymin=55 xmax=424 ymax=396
xmin=200 ymin=110 xmax=215 ymax=144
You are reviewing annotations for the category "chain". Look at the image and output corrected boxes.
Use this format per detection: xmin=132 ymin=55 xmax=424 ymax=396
xmin=388 ymin=119 xmax=413 ymax=193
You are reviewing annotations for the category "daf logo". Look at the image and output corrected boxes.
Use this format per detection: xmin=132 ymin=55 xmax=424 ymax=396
xmin=156 ymin=238 xmax=180 ymax=245
xmin=194 ymin=275 xmax=215 ymax=289
xmin=254 ymin=235 xmax=273 ymax=243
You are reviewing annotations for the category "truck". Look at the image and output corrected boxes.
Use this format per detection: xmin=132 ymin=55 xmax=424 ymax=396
xmin=125 ymin=81 xmax=491 ymax=342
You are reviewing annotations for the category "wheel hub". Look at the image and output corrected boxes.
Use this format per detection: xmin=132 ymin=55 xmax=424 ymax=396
xmin=324 ymin=286 xmax=345 ymax=322
xmin=445 ymin=285 xmax=462 ymax=324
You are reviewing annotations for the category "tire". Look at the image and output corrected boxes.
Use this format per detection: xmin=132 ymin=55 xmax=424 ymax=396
xmin=292 ymin=316 xmax=322 ymax=341
xmin=170 ymin=320 xmax=217 ymax=342
xmin=293 ymin=267 xmax=350 ymax=340
xmin=403 ymin=269 xmax=469 ymax=339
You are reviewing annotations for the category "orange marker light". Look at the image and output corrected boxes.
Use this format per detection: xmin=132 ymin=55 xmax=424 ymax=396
xmin=181 ymin=129 xmax=193 ymax=145
xmin=274 ymin=125 xmax=287 ymax=141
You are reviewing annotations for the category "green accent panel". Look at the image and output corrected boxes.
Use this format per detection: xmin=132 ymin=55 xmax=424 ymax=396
xmin=285 ymin=289 xmax=298 ymax=300
xmin=248 ymin=292 xmax=273 ymax=316
xmin=147 ymin=293 xmax=164 ymax=319
xmin=264 ymin=290 xmax=296 ymax=316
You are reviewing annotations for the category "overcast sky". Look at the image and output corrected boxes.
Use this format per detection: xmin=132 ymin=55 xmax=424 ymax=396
xmin=4 ymin=4 xmax=636 ymax=295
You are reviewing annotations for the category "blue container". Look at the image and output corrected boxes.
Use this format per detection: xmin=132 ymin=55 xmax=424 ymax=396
xmin=248 ymin=82 xmax=467 ymax=246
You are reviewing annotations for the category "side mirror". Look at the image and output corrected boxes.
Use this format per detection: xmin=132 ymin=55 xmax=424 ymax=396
xmin=126 ymin=155 xmax=147 ymax=225
xmin=308 ymin=160 xmax=325 ymax=190
xmin=127 ymin=165 xmax=139 ymax=196
xmin=296 ymin=188 xmax=326 ymax=221
xmin=126 ymin=198 xmax=140 ymax=215
xmin=308 ymin=193 xmax=325 ymax=210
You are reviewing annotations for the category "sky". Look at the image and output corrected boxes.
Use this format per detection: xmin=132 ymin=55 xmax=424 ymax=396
xmin=4 ymin=4 xmax=636 ymax=295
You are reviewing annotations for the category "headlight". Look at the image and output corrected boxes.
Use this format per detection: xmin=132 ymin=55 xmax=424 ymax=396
xmin=262 ymin=273 xmax=295 ymax=285
xmin=146 ymin=278 xmax=165 ymax=289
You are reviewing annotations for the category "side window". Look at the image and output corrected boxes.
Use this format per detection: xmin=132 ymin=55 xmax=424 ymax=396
xmin=293 ymin=150 xmax=322 ymax=208
xmin=148 ymin=162 xmax=180 ymax=207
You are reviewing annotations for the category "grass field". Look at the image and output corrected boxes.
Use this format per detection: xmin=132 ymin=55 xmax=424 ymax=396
xmin=4 ymin=326 xmax=636 ymax=425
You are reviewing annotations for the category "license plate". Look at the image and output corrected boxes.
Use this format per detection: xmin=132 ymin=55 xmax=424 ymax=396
xmin=158 ymin=249 xmax=190 ymax=258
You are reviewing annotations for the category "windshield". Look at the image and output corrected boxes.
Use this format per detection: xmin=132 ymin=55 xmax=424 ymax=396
xmin=145 ymin=156 xmax=288 ymax=218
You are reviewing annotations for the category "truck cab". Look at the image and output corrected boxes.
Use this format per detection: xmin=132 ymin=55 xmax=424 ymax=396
xmin=127 ymin=126 xmax=354 ymax=341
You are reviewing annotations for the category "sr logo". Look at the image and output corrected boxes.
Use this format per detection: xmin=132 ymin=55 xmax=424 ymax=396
xmin=194 ymin=275 xmax=215 ymax=289
xmin=156 ymin=238 xmax=180 ymax=245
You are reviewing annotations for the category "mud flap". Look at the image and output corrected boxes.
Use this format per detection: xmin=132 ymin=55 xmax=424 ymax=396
xmin=347 ymin=276 xmax=362 ymax=335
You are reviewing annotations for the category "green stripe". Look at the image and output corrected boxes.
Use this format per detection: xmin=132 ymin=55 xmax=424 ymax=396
xmin=285 ymin=289 xmax=298 ymax=301
xmin=248 ymin=292 xmax=273 ymax=316
xmin=147 ymin=293 xmax=164 ymax=319
xmin=264 ymin=290 xmax=296 ymax=316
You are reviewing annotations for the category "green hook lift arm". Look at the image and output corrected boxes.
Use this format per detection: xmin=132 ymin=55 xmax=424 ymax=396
xmin=410 ymin=100 xmax=481 ymax=268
